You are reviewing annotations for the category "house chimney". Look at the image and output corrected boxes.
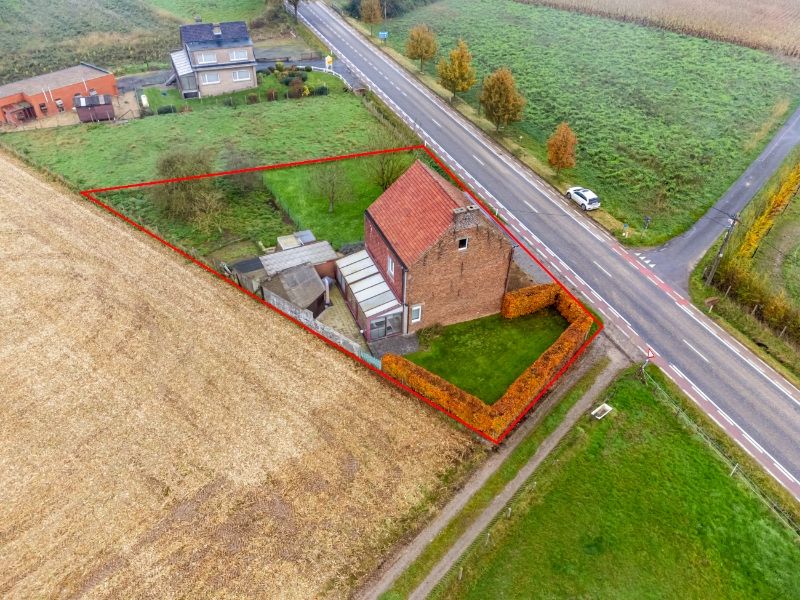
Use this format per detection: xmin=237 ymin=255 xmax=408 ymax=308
xmin=453 ymin=205 xmax=479 ymax=231
xmin=194 ymin=15 xmax=202 ymax=23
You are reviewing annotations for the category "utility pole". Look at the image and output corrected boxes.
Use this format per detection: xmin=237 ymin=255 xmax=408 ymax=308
xmin=705 ymin=212 xmax=739 ymax=286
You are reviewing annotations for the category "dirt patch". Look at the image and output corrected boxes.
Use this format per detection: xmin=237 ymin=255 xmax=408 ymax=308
xmin=0 ymin=152 xmax=476 ymax=598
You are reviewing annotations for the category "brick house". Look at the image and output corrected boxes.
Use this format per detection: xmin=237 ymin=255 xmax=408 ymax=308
xmin=335 ymin=160 xmax=514 ymax=342
xmin=170 ymin=20 xmax=257 ymax=99
xmin=0 ymin=63 xmax=117 ymax=125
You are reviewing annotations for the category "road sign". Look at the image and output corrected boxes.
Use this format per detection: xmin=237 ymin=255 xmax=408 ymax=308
xmin=378 ymin=31 xmax=389 ymax=40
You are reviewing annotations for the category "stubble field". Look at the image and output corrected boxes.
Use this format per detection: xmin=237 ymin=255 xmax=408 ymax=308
xmin=0 ymin=153 xmax=476 ymax=598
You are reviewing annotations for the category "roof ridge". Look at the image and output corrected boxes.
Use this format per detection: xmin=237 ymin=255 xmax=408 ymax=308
xmin=418 ymin=161 xmax=466 ymax=208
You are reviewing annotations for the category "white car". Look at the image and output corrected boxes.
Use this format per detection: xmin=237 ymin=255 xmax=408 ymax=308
xmin=566 ymin=187 xmax=601 ymax=211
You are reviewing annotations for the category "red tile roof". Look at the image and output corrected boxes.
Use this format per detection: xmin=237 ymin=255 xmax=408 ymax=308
xmin=367 ymin=160 xmax=469 ymax=266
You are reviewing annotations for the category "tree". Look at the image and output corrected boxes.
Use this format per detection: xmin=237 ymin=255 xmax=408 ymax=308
xmin=361 ymin=0 xmax=382 ymax=35
xmin=287 ymin=0 xmax=301 ymax=23
xmin=479 ymin=68 xmax=525 ymax=131
xmin=405 ymin=24 xmax=438 ymax=71
xmin=313 ymin=162 xmax=351 ymax=213
xmin=152 ymin=149 xmax=223 ymax=222
xmin=547 ymin=121 xmax=578 ymax=176
xmin=437 ymin=39 xmax=476 ymax=103
xmin=221 ymin=143 xmax=264 ymax=196
xmin=367 ymin=131 xmax=412 ymax=190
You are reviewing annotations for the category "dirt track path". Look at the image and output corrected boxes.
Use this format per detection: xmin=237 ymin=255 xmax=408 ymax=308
xmin=0 ymin=152 xmax=475 ymax=599
xmin=362 ymin=340 xmax=628 ymax=599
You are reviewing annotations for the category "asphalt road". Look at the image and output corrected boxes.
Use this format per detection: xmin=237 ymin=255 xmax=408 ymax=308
xmin=652 ymin=104 xmax=800 ymax=286
xmin=298 ymin=1 xmax=800 ymax=499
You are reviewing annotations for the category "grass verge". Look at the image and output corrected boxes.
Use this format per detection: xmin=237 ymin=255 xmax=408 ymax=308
xmin=430 ymin=366 xmax=800 ymax=599
xmin=378 ymin=355 xmax=611 ymax=599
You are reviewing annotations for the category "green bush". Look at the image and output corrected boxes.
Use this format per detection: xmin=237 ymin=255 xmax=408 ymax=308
xmin=314 ymin=85 xmax=330 ymax=96
xmin=156 ymin=105 xmax=176 ymax=115
xmin=275 ymin=61 xmax=285 ymax=72
xmin=305 ymin=65 xmax=313 ymax=72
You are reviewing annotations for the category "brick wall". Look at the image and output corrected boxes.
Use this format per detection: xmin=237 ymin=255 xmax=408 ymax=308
xmin=406 ymin=220 xmax=512 ymax=333
xmin=364 ymin=213 xmax=404 ymax=299
xmin=0 ymin=73 xmax=118 ymax=123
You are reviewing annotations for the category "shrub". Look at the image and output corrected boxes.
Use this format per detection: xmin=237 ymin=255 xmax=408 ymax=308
xmin=305 ymin=65 xmax=313 ymax=72
xmin=382 ymin=354 xmax=494 ymax=433
xmin=267 ymin=89 xmax=278 ymax=101
xmin=314 ymin=85 xmax=330 ymax=96
xmin=502 ymin=284 xmax=559 ymax=318
xmin=267 ymin=66 xmax=275 ymax=73
xmin=156 ymin=105 xmax=176 ymax=114
xmin=246 ymin=93 xmax=259 ymax=104
xmin=275 ymin=61 xmax=285 ymax=72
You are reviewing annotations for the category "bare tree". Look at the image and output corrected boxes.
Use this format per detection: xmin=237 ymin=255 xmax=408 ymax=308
xmin=313 ymin=162 xmax=351 ymax=213
xmin=367 ymin=131 xmax=411 ymax=190
xmin=287 ymin=0 xmax=301 ymax=23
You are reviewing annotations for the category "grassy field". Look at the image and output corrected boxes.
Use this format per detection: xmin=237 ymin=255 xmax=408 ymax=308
xmin=406 ymin=310 xmax=568 ymax=404
xmin=515 ymin=0 xmax=800 ymax=57
xmin=0 ymin=0 xmax=177 ymax=85
xmin=0 ymin=74 xmax=402 ymax=256
xmin=431 ymin=367 xmax=800 ymax=599
xmin=385 ymin=0 xmax=800 ymax=243
xmin=145 ymin=0 xmax=265 ymax=22
xmin=0 ymin=153 xmax=480 ymax=598
xmin=380 ymin=355 xmax=612 ymax=599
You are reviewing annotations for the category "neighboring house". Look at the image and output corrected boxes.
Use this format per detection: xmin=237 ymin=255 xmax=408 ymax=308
xmin=336 ymin=160 xmax=514 ymax=342
xmin=0 ymin=63 xmax=117 ymax=125
xmin=74 ymin=94 xmax=115 ymax=122
xmin=170 ymin=20 xmax=257 ymax=99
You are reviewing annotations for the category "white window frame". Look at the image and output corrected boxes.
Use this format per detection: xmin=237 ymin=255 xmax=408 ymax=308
xmin=232 ymin=69 xmax=251 ymax=82
xmin=200 ymin=71 xmax=221 ymax=85
xmin=387 ymin=256 xmax=395 ymax=277
xmin=229 ymin=49 xmax=248 ymax=62
xmin=411 ymin=305 xmax=422 ymax=324
xmin=197 ymin=52 xmax=218 ymax=65
xmin=458 ymin=237 xmax=469 ymax=250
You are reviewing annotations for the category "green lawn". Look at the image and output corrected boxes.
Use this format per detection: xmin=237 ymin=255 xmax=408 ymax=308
xmin=406 ymin=310 xmax=568 ymax=404
xmin=431 ymin=368 xmax=800 ymax=599
xmin=144 ymin=0 xmax=264 ymax=22
xmin=385 ymin=0 xmax=800 ymax=244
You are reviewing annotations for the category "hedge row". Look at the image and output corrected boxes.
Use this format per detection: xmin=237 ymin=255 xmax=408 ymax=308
xmin=382 ymin=354 xmax=494 ymax=433
xmin=384 ymin=284 xmax=594 ymax=439
xmin=501 ymin=283 xmax=560 ymax=318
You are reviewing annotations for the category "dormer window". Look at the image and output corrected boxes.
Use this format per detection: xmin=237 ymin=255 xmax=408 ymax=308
xmin=212 ymin=25 xmax=222 ymax=36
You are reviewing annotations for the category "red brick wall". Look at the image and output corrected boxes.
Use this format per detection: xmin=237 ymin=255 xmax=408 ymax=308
xmin=406 ymin=222 xmax=512 ymax=333
xmin=0 ymin=73 xmax=118 ymax=123
xmin=364 ymin=213 xmax=404 ymax=299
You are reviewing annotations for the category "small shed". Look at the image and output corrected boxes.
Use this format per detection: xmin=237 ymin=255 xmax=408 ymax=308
xmin=230 ymin=256 xmax=268 ymax=293
xmin=261 ymin=263 xmax=326 ymax=317
xmin=74 ymin=94 xmax=115 ymax=122
xmin=260 ymin=240 xmax=338 ymax=279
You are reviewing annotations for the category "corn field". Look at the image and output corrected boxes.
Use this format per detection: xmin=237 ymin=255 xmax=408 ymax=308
xmin=516 ymin=0 xmax=800 ymax=56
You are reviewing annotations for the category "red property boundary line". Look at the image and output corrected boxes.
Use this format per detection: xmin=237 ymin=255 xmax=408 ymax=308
xmin=81 ymin=144 xmax=602 ymax=444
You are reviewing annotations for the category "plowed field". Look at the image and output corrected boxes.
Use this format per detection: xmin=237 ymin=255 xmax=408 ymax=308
xmin=0 ymin=153 xmax=474 ymax=598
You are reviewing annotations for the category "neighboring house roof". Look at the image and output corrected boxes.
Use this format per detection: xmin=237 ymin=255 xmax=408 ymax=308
xmin=265 ymin=263 xmax=325 ymax=309
xmin=366 ymin=160 xmax=470 ymax=266
xmin=170 ymin=50 xmax=193 ymax=77
xmin=0 ymin=63 xmax=111 ymax=100
xmin=336 ymin=250 xmax=401 ymax=318
xmin=180 ymin=21 xmax=252 ymax=47
xmin=260 ymin=241 xmax=337 ymax=277
xmin=231 ymin=256 xmax=265 ymax=276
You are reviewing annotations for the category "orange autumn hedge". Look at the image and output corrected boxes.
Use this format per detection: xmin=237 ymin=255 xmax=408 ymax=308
xmin=383 ymin=284 xmax=595 ymax=440
xmin=382 ymin=354 xmax=494 ymax=433
xmin=501 ymin=284 xmax=560 ymax=318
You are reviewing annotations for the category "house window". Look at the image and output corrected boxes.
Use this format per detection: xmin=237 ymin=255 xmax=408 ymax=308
xmin=387 ymin=256 xmax=395 ymax=277
xmin=232 ymin=69 xmax=251 ymax=82
xmin=39 ymin=103 xmax=48 ymax=115
xmin=198 ymin=52 xmax=217 ymax=64
xmin=55 ymin=99 xmax=64 ymax=113
xmin=411 ymin=305 xmax=422 ymax=323
xmin=200 ymin=72 xmax=221 ymax=85
xmin=230 ymin=49 xmax=248 ymax=61
xmin=88 ymin=88 xmax=97 ymax=96
xmin=458 ymin=237 xmax=469 ymax=250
